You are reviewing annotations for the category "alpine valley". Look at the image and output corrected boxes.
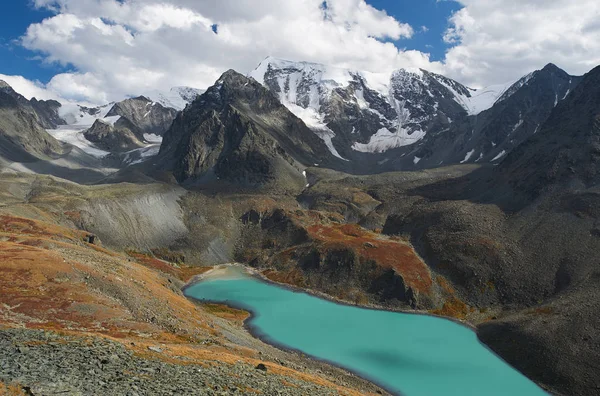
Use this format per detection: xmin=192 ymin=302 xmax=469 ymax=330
xmin=0 ymin=56 xmax=598 ymax=396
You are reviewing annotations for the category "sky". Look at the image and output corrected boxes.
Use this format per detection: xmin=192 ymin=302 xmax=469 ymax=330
xmin=0 ymin=0 xmax=599 ymax=104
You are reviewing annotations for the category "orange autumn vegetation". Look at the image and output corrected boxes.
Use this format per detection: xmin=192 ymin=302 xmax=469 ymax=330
xmin=0 ymin=382 xmax=26 ymax=396
xmin=262 ymin=268 xmax=306 ymax=288
xmin=430 ymin=276 xmax=470 ymax=320
xmin=126 ymin=250 xmax=211 ymax=282
xmin=202 ymin=304 xmax=249 ymax=322
xmin=305 ymin=222 xmax=433 ymax=294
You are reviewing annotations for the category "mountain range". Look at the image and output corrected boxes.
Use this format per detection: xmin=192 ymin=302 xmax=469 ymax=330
xmin=0 ymin=57 xmax=581 ymax=177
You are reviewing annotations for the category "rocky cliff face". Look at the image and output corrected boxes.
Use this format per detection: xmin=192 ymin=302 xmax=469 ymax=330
xmin=494 ymin=65 xmax=600 ymax=201
xmin=249 ymin=58 xmax=476 ymax=164
xmin=159 ymin=70 xmax=338 ymax=191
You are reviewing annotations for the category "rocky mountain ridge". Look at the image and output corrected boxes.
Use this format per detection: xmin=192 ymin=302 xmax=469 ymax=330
xmin=249 ymin=57 xmax=581 ymax=172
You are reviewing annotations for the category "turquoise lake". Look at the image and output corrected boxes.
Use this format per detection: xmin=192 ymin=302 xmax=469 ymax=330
xmin=184 ymin=270 xmax=547 ymax=396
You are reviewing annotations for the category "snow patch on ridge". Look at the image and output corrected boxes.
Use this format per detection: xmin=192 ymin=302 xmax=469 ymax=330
xmin=101 ymin=115 xmax=121 ymax=126
xmin=435 ymin=78 xmax=516 ymax=116
xmin=460 ymin=149 xmax=475 ymax=163
xmin=282 ymin=100 xmax=347 ymax=161
xmin=143 ymin=133 xmax=162 ymax=144
xmin=492 ymin=150 xmax=507 ymax=162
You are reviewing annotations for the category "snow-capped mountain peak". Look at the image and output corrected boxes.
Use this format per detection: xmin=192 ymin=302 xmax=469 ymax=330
xmin=249 ymin=57 xmax=516 ymax=157
xmin=247 ymin=57 xmax=577 ymax=171
xmin=143 ymin=86 xmax=205 ymax=111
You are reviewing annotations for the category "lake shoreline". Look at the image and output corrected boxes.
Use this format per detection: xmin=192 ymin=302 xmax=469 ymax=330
xmin=183 ymin=264 xmax=548 ymax=396
xmin=182 ymin=263 xmax=477 ymax=331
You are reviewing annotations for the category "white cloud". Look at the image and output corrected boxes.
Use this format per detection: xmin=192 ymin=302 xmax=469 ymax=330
xmin=19 ymin=0 xmax=432 ymax=104
xmin=12 ymin=0 xmax=600 ymax=104
xmin=443 ymin=0 xmax=600 ymax=87
xmin=0 ymin=74 xmax=58 ymax=101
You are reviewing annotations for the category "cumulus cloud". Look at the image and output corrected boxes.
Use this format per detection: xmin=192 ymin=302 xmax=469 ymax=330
xmin=13 ymin=0 xmax=600 ymax=103
xmin=443 ymin=0 xmax=600 ymax=87
xmin=20 ymin=0 xmax=433 ymax=103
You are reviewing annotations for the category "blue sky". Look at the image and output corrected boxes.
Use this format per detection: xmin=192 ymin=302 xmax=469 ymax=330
xmin=1 ymin=0 xmax=461 ymax=85
xmin=0 ymin=1 xmax=65 ymax=82
xmin=368 ymin=0 xmax=462 ymax=61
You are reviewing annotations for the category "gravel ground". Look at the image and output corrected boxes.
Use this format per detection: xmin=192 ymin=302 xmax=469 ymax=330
xmin=0 ymin=328 xmax=354 ymax=396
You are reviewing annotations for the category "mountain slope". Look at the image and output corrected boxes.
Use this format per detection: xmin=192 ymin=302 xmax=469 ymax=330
xmin=496 ymin=64 xmax=600 ymax=200
xmin=417 ymin=63 xmax=581 ymax=168
xmin=378 ymin=64 xmax=600 ymax=395
xmin=158 ymin=70 xmax=338 ymax=191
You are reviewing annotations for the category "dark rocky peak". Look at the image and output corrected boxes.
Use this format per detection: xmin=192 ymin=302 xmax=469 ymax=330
xmin=79 ymin=105 xmax=103 ymax=117
xmin=158 ymin=69 xmax=336 ymax=189
xmin=443 ymin=62 xmax=584 ymax=168
xmin=0 ymin=81 xmax=24 ymax=101
xmin=0 ymin=80 xmax=15 ymax=95
xmin=0 ymin=87 xmax=20 ymax=109
xmin=533 ymin=63 xmax=573 ymax=84
xmin=132 ymin=95 xmax=152 ymax=102
xmin=494 ymin=64 xmax=600 ymax=202
xmin=84 ymin=118 xmax=144 ymax=152
xmin=195 ymin=69 xmax=282 ymax=114
xmin=31 ymin=97 xmax=61 ymax=107
xmin=494 ymin=63 xmax=580 ymax=109
xmin=541 ymin=63 xmax=567 ymax=75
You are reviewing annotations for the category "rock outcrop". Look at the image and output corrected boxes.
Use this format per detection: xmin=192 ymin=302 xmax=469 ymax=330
xmin=83 ymin=118 xmax=145 ymax=152
xmin=105 ymin=96 xmax=178 ymax=137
